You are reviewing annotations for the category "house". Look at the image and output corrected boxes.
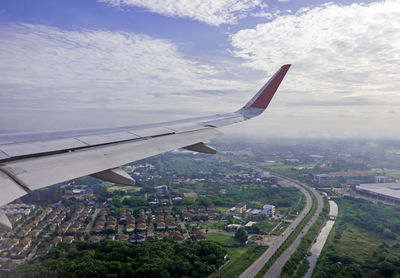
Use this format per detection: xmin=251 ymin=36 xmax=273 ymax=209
xmin=157 ymin=232 xmax=169 ymax=240
xmin=170 ymin=231 xmax=184 ymax=243
xmin=235 ymin=203 xmax=247 ymax=214
xmin=226 ymin=224 xmax=242 ymax=232
xmin=52 ymin=236 xmax=62 ymax=247
xmin=63 ymin=236 xmax=74 ymax=243
xmin=106 ymin=234 xmax=115 ymax=241
xmin=192 ymin=230 xmax=206 ymax=241
xmin=4 ymin=238 xmax=19 ymax=250
xmin=157 ymin=222 xmax=166 ymax=230
xmin=182 ymin=211 xmax=193 ymax=221
xmin=136 ymin=222 xmax=147 ymax=231
xmin=94 ymin=224 xmax=104 ymax=233
xmin=165 ymin=215 xmax=177 ymax=229
xmin=118 ymin=234 xmax=129 ymax=241
xmin=126 ymin=223 xmax=135 ymax=232
xmin=130 ymin=234 xmax=145 ymax=243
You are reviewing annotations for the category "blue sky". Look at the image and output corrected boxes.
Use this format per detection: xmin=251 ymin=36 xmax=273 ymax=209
xmin=0 ymin=0 xmax=399 ymax=138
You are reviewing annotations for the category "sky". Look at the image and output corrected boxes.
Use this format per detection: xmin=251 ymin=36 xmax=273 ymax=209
xmin=0 ymin=0 xmax=399 ymax=139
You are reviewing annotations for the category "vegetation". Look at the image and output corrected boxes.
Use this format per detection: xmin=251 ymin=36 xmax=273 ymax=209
xmin=235 ymin=227 xmax=248 ymax=244
xmin=10 ymin=240 xmax=226 ymax=278
xmin=313 ymin=197 xmax=400 ymax=278
xmin=279 ymin=197 xmax=329 ymax=277
xmin=371 ymin=168 xmax=400 ymax=179
xmin=255 ymin=184 xmax=318 ymax=278
xmin=198 ymin=186 xmax=301 ymax=209
xmin=206 ymin=233 xmax=237 ymax=245
xmin=213 ymin=246 xmax=267 ymax=278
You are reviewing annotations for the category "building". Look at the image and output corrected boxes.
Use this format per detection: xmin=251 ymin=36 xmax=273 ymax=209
xmin=353 ymin=183 xmax=400 ymax=205
xmin=235 ymin=202 xmax=247 ymax=214
xmin=314 ymin=174 xmax=329 ymax=183
xmin=375 ymin=176 xmax=388 ymax=183
xmin=226 ymin=224 xmax=241 ymax=232
xmin=244 ymin=221 xmax=257 ymax=228
xmin=263 ymin=205 xmax=275 ymax=217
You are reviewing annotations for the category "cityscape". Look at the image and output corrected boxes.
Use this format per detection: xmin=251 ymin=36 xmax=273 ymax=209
xmin=1 ymin=138 xmax=400 ymax=277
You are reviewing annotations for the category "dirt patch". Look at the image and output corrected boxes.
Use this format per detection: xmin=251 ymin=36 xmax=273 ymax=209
xmin=184 ymin=192 xmax=198 ymax=198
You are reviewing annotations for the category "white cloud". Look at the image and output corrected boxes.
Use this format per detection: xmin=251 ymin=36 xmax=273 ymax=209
xmin=228 ymin=0 xmax=400 ymax=138
xmin=231 ymin=0 xmax=400 ymax=95
xmin=99 ymin=0 xmax=264 ymax=26
xmin=0 ymin=24 xmax=251 ymax=109
xmin=0 ymin=24 xmax=260 ymax=132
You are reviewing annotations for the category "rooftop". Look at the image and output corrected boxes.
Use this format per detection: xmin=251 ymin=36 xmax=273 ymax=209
xmin=357 ymin=183 xmax=400 ymax=200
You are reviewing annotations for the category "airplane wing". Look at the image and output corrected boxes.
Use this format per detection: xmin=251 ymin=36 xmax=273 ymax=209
xmin=0 ymin=64 xmax=291 ymax=229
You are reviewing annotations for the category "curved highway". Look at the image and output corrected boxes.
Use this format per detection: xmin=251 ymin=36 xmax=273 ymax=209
xmin=239 ymin=177 xmax=316 ymax=278
xmin=264 ymin=180 xmax=323 ymax=278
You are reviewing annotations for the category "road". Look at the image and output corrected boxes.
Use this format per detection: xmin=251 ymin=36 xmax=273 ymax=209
xmin=264 ymin=182 xmax=323 ymax=278
xmin=239 ymin=179 xmax=314 ymax=278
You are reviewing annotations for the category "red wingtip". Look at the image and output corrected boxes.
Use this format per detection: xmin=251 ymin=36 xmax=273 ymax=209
xmin=249 ymin=64 xmax=291 ymax=109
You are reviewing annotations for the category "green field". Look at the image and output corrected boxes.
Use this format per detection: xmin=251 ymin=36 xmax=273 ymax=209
xmin=107 ymin=185 xmax=141 ymax=192
xmin=200 ymin=221 xmax=228 ymax=230
xmin=206 ymin=233 xmax=237 ymax=244
xmin=205 ymin=233 xmax=268 ymax=277
xmin=213 ymin=246 xmax=267 ymax=278
xmin=371 ymin=168 xmax=400 ymax=179
xmin=313 ymin=197 xmax=400 ymax=277
xmin=271 ymin=221 xmax=291 ymax=236
xmin=256 ymin=221 xmax=276 ymax=233
xmin=215 ymin=206 xmax=230 ymax=213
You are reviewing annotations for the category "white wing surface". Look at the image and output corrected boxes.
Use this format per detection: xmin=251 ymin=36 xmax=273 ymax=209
xmin=0 ymin=64 xmax=291 ymax=230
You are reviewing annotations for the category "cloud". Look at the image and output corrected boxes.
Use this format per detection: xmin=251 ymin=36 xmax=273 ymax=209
xmin=99 ymin=0 xmax=264 ymax=26
xmin=0 ymin=24 xmax=253 ymax=111
xmin=0 ymin=24 xmax=263 ymax=132
xmin=226 ymin=0 xmax=400 ymax=138
xmin=231 ymin=0 xmax=400 ymax=102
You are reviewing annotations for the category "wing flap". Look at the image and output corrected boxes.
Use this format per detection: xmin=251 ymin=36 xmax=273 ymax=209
xmin=0 ymin=171 xmax=27 ymax=207
xmin=77 ymin=131 xmax=140 ymax=145
xmin=130 ymin=126 xmax=174 ymax=137
xmin=0 ymin=138 xmax=88 ymax=158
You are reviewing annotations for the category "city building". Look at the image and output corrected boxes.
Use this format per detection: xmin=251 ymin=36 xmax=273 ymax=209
xmin=263 ymin=204 xmax=275 ymax=217
xmin=375 ymin=176 xmax=388 ymax=183
xmin=353 ymin=183 xmax=400 ymax=205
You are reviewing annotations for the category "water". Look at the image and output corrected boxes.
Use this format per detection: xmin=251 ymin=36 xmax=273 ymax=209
xmin=304 ymin=200 xmax=338 ymax=278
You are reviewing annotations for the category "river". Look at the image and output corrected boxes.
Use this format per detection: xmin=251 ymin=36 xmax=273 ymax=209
xmin=304 ymin=200 xmax=338 ymax=278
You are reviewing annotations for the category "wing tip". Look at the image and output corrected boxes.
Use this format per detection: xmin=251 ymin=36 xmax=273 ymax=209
xmin=237 ymin=63 xmax=291 ymax=118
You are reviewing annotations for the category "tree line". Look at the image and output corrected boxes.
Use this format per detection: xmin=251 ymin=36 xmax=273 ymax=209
xmin=10 ymin=240 xmax=226 ymax=278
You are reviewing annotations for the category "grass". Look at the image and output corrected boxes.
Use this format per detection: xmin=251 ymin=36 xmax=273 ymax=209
xmin=215 ymin=206 xmax=230 ymax=213
xmin=257 ymin=221 xmax=276 ymax=233
xmin=106 ymin=185 xmax=141 ymax=192
xmin=201 ymin=221 xmax=227 ymax=230
xmin=271 ymin=221 xmax=291 ymax=236
xmin=313 ymin=197 xmax=400 ymax=277
xmin=213 ymin=246 xmax=268 ymax=278
xmin=337 ymin=224 xmax=381 ymax=260
xmin=371 ymin=168 xmax=400 ymax=179
xmin=206 ymin=233 xmax=237 ymax=244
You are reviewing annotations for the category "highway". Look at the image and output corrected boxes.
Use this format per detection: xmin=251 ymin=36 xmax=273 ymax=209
xmin=239 ymin=178 xmax=314 ymax=278
xmin=264 ymin=181 xmax=323 ymax=278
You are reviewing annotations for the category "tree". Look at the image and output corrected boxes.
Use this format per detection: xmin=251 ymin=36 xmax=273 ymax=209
xmin=235 ymin=227 xmax=248 ymax=244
